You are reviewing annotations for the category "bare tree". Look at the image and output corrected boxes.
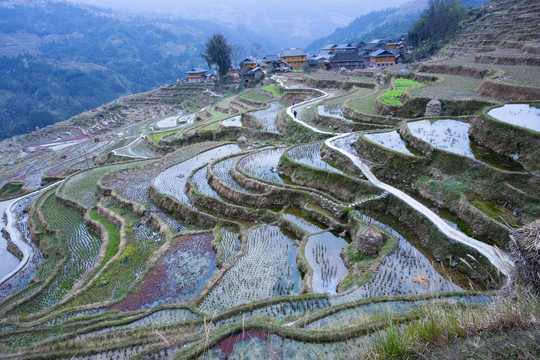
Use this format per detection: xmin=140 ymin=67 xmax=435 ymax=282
xmin=231 ymin=45 xmax=244 ymax=70
xmin=251 ymin=43 xmax=262 ymax=59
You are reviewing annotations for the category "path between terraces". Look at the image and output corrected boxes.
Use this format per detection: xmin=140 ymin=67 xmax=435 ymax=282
xmin=276 ymin=75 xmax=514 ymax=277
xmin=0 ymin=181 xmax=64 ymax=286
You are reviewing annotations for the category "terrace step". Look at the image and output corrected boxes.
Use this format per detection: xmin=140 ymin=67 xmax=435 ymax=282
xmin=349 ymin=190 xmax=389 ymax=208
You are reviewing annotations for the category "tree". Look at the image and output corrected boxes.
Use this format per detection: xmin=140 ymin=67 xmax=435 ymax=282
xmin=230 ymin=45 xmax=244 ymax=70
xmin=407 ymin=0 xmax=466 ymax=57
xmin=201 ymin=33 xmax=232 ymax=80
xmin=251 ymin=43 xmax=262 ymax=59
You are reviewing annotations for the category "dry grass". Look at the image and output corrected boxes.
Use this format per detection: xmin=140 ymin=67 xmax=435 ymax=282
xmin=363 ymin=290 xmax=540 ymax=359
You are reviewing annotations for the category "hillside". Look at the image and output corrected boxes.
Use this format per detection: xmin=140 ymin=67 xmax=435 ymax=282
xmin=0 ymin=1 xmax=278 ymax=141
xmin=441 ymin=0 xmax=540 ymax=58
xmin=0 ymin=0 xmax=539 ymax=358
xmin=306 ymin=0 xmax=488 ymax=54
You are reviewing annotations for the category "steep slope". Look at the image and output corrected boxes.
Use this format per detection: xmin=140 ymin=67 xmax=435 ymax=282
xmin=441 ymin=0 xmax=540 ymax=60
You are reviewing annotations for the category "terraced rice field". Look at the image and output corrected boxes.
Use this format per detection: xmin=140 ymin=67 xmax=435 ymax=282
xmin=317 ymin=104 xmax=348 ymax=120
xmin=68 ymin=219 xmax=164 ymax=307
xmin=0 ymin=75 xmax=530 ymax=359
xmin=407 ymin=119 xmax=474 ymax=157
xmin=153 ymin=145 xmax=242 ymax=208
xmin=199 ymin=225 xmax=302 ymax=312
xmin=60 ymin=161 xmax=148 ymax=208
xmin=219 ymin=228 xmax=241 ymax=264
xmin=237 ymin=148 xmax=286 ymax=184
xmin=407 ymin=73 xmax=495 ymax=101
xmin=113 ymin=233 xmax=218 ymax=311
xmin=190 ymin=166 xmax=223 ymax=201
xmin=221 ymin=116 xmax=242 ymax=127
xmin=211 ymin=155 xmax=254 ymax=193
xmin=305 ymin=295 xmax=491 ymax=330
xmin=250 ymin=102 xmax=285 ymax=133
xmin=364 ymin=130 xmax=414 ymax=156
xmin=287 ymin=142 xmax=344 ymax=174
xmin=305 ymin=232 xmax=348 ymax=294
xmin=331 ymin=213 xmax=462 ymax=305
xmin=9 ymin=194 xmax=100 ymax=314
xmin=487 ymin=103 xmax=540 ymax=132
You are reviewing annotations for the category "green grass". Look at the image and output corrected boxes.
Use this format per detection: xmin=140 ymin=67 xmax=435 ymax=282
xmin=323 ymin=87 xmax=374 ymax=106
xmin=262 ymin=84 xmax=283 ymax=96
xmin=0 ymin=181 xmax=27 ymax=199
xmin=370 ymin=292 xmax=540 ymax=359
xmin=468 ymin=196 xmax=520 ymax=228
xmin=200 ymin=121 xmax=220 ymax=131
xmin=241 ymin=89 xmax=275 ymax=102
xmin=149 ymin=129 xmax=181 ymax=145
xmin=90 ymin=209 xmax=121 ymax=264
xmin=346 ymin=91 xmax=380 ymax=115
xmin=380 ymin=79 xmax=422 ymax=106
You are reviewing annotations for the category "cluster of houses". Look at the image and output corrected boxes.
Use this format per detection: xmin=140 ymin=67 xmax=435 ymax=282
xmin=309 ymin=37 xmax=408 ymax=70
xmin=184 ymin=37 xmax=408 ymax=83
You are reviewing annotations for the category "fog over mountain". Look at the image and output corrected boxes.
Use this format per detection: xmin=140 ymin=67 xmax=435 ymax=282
xmin=68 ymin=0 xmax=411 ymax=47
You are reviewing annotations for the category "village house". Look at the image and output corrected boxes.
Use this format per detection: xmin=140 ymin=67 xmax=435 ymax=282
xmin=281 ymin=48 xmax=307 ymax=68
xmin=262 ymin=54 xmax=290 ymax=71
xmin=334 ymin=43 xmax=357 ymax=52
xmin=328 ymin=51 xmax=365 ymax=70
xmin=239 ymin=66 xmax=265 ymax=84
xmin=185 ymin=67 xmax=216 ymax=83
xmin=369 ymin=49 xmax=396 ymax=67
xmin=310 ymin=37 xmax=406 ymax=71
xmin=240 ymin=57 xmax=258 ymax=70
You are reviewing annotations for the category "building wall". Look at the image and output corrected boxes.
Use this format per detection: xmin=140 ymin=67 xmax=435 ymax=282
xmin=281 ymin=55 xmax=306 ymax=68
xmin=187 ymin=73 xmax=204 ymax=83
xmin=243 ymin=63 xmax=256 ymax=69
xmin=369 ymin=56 xmax=395 ymax=67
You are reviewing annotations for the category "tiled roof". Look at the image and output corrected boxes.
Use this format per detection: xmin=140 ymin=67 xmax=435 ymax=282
xmin=186 ymin=67 xmax=209 ymax=74
xmin=336 ymin=43 xmax=355 ymax=50
xmin=330 ymin=51 xmax=363 ymax=62
xmin=281 ymin=48 xmax=306 ymax=57
xmin=263 ymin=55 xmax=280 ymax=61
xmin=369 ymin=49 xmax=396 ymax=57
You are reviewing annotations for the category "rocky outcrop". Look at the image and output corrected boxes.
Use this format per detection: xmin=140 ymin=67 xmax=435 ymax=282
xmin=2 ymin=228 xmax=23 ymax=261
xmin=356 ymin=225 xmax=386 ymax=256
xmin=424 ymin=99 xmax=442 ymax=117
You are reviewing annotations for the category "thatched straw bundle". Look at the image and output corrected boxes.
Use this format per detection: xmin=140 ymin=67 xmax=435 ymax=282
xmin=510 ymin=220 xmax=540 ymax=294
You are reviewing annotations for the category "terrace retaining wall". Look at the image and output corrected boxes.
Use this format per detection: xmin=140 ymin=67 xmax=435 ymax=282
xmin=478 ymin=78 xmax=540 ymax=101
xmin=470 ymin=110 xmax=540 ymax=172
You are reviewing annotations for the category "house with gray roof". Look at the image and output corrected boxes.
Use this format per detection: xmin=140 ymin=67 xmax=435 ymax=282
xmin=281 ymin=48 xmax=307 ymax=68
xmin=329 ymin=51 xmax=365 ymax=70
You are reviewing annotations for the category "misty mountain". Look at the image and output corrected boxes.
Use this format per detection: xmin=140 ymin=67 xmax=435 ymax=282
xmin=306 ymin=0 xmax=488 ymax=54
xmin=68 ymin=0 xmax=415 ymax=49
xmin=0 ymin=1 xmax=279 ymax=140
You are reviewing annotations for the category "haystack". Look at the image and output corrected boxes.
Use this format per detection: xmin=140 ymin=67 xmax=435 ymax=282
xmin=510 ymin=219 xmax=540 ymax=294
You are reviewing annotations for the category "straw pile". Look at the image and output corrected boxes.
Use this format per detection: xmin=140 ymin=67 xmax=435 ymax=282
xmin=510 ymin=220 xmax=540 ymax=294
